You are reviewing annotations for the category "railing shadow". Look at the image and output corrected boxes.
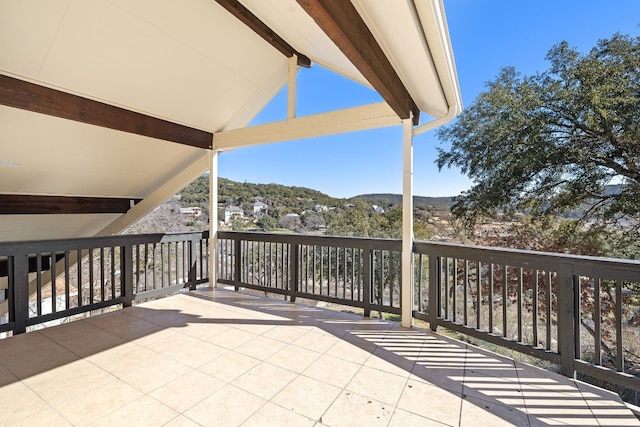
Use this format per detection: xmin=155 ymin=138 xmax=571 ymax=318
xmin=0 ymin=287 xmax=636 ymax=426
xmin=187 ymin=288 xmax=638 ymax=426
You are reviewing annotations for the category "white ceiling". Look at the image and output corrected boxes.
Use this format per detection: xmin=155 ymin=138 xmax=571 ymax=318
xmin=0 ymin=0 xmax=461 ymax=241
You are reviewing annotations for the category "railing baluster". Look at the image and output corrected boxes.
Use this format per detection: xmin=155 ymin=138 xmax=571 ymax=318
xmin=234 ymin=239 xmax=242 ymax=291
xmin=342 ymin=247 xmax=347 ymax=299
xmin=89 ymin=248 xmax=94 ymax=304
xmin=282 ymin=245 xmax=291 ymax=296
xmin=260 ymin=241 xmax=264 ymax=286
xmin=36 ymin=253 xmax=42 ymax=317
xmin=281 ymin=242 xmax=285 ymax=290
xmin=517 ymin=267 xmax=523 ymax=342
xmin=76 ymin=249 xmax=82 ymax=307
xmin=502 ymin=265 xmax=507 ymax=338
xmin=143 ymin=244 xmax=148 ymax=292
xmin=175 ymin=241 xmax=180 ymax=285
xmin=391 ymin=251 xmax=396 ymax=308
xmin=184 ymin=240 xmax=189 ymax=284
xmin=151 ymin=243 xmax=156 ymax=290
xmin=100 ymin=247 xmax=106 ymax=302
xmin=219 ymin=240 xmax=224 ymax=280
xmin=463 ymin=260 xmax=468 ymax=326
xmin=253 ymin=240 xmax=257 ymax=286
xmin=335 ymin=246 xmax=339 ymax=297
xmin=427 ymin=253 xmax=438 ymax=330
xmin=196 ymin=239 xmax=202 ymax=281
xmin=574 ymin=275 xmax=581 ymax=366
xmin=64 ymin=251 xmax=70 ymax=311
xmin=268 ymin=241 xmax=273 ymax=288
xmin=489 ymin=263 xmax=494 ymax=334
xmin=363 ymin=246 xmax=372 ymax=317
xmin=51 ymin=251 xmax=57 ymax=313
xmin=289 ymin=243 xmax=299 ymax=302
xmin=319 ymin=246 xmax=324 ymax=295
xmin=163 ymin=242 xmax=168 ymax=288
xmin=594 ymin=278 xmax=601 ymax=365
xmin=189 ymin=238 xmax=197 ymax=290
xmin=356 ymin=248 xmax=361 ymax=302
xmin=477 ymin=261 xmax=482 ymax=330
xmin=546 ymin=271 xmax=552 ymax=351
xmin=110 ymin=247 xmax=116 ymax=299
xmin=311 ymin=245 xmax=316 ymax=295
xmin=452 ymin=258 xmax=457 ymax=322
xmin=11 ymin=253 xmax=29 ymax=334
xmin=121 ymin=244 xmax=133 ymax=307
xmin=132 ymin=244 xmax=139 ymax=293
xmin=351 ymin=247 xmax=355 ymax=301
xmin=533 ymin=270 xmax=539 ymax=347
xmin=379 ymin=250 xmax=385 ymax=307
xmin=417 ymin=254 xmax=423 ymax=312
xmin=328 ymin=247 xmax=332 ymax=297
xmin=180 ymin=241 xmax=184 ymax=284
xmin=304 ymin=245 xmax=309 ymax=293
xmin=444 ymin=257 xmax=449 ymax=320
xmin=616 ymin=279 xmax=623 ymax=372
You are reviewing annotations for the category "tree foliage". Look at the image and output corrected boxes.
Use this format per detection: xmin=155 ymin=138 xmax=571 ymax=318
xmin=180 ymin=176 xmax=439 ymax=239
xmin=478 ymin=216 xmax=640 ymax=376
xmin=437 ymin=33 xmax=640 ymax=242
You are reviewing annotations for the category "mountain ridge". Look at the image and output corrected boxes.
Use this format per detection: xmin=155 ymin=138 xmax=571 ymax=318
xmin=351 ymin=193 xmax=454 ymax=209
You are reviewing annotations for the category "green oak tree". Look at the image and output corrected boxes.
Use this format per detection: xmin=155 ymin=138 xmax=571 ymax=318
xmin=437 ymin=33 xmax=640 ymax=246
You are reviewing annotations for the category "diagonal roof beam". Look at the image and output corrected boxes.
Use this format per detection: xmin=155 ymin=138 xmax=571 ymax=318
xmin=0 ymin=195 xmax=142 ymax=215
xmin=215 ymin=0 xmax=311 ymax=68
xmin=214 ymin=102 xmax=400 ymax=149
xmin=296 ymin=0 xmax=419 ymax=124
xmin=0 ymin=75 xmax=213 ymax=149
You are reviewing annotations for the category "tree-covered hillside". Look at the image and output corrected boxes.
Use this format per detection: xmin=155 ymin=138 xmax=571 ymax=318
xmin=354 ymin=193 xmax=454 ymax=210
xmin=180 ymin=176 xmax=344 ymax=212
xmin=178 ymin=176 xmax=455 ymax=240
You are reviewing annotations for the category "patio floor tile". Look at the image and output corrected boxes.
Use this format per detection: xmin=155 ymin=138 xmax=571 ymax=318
xmin=0 ymin=287 xmax=636 ymax=427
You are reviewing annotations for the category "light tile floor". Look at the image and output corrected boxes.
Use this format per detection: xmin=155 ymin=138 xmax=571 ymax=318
xmin=0 ymin=288 xmax=638 ymax=426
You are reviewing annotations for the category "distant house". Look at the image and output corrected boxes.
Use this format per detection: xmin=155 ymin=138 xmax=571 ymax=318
xmin=179 ymin=207 xmax=202 ymax=217
xmin=224 ymin=206 xmax=244 ymax=223
xmin=372 ymin=204 xmax=385 ymax=213
xmin=252 ymin=201 xmax=268 ymax=215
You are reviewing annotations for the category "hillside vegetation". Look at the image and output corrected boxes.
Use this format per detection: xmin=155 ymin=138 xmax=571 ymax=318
xmin=128 ymin=176 xmax=638 ymax=258
xmin=168 ymin=176 xmax=456 ymax=240
xmin=355 ymin=194 xmax=453 ymax=210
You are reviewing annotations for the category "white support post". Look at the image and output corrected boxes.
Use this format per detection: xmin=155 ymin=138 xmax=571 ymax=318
xmin=287 ymin=55 xmax=297 ymax=120
xmin=208 ymin=150 xmax=219 ymax=289
xmin=401 ymin=117 xmax=414 ymax=328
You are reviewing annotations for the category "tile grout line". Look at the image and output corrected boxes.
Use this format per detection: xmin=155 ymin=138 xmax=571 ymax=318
xmin=458 ymin=341 xmax=468 ymax=427
xmin=385 ymin=327 xmax=427 ymax=427
xmin=570 ymin=377 xmax=602 ymax=426
xmin=511 ymin=359 xmax=534 ymax=427
xmin=311 ymin=323 xmax=388 ymax=426
xmin=13 ymin=330 xmax=122 ymax=426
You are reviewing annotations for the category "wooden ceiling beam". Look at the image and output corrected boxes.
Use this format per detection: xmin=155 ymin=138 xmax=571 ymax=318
xmin=0 ymin=75 xmax=213 ymax=149
xmin=0 ymin=195 xmax=142 ymax=215
xmin=215 ymin=0 xmax=311 ymax=68
xmin=296 ymin=0 xmax=419 ymax=124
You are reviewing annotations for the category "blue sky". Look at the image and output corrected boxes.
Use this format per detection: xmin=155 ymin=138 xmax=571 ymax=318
xmin=218 ymin=1 xmax=640 ymax=199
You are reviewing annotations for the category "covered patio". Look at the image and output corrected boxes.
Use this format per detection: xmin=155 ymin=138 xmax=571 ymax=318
xmin=1 ymin=287 xmax=637 ymax=426
xmin=2 ymin=1 xmax=640 ymax=425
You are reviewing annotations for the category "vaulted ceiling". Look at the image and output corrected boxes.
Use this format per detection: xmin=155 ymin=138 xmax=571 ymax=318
xmin=0 ymin=0 xmax=461 ymax=242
